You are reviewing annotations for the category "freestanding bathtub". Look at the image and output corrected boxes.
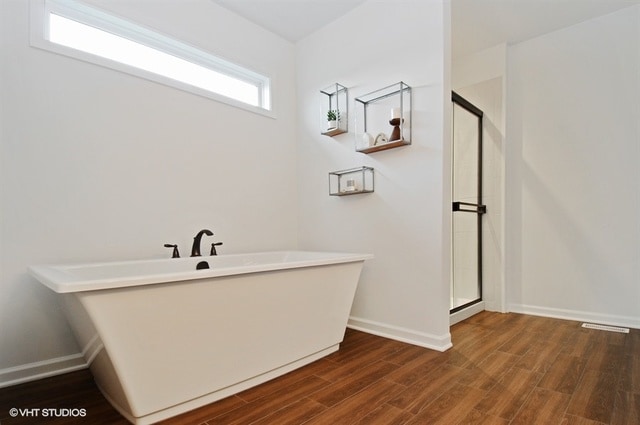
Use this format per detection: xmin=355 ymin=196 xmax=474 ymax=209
xmin=29 ymin=251 xmax=372 ymax=424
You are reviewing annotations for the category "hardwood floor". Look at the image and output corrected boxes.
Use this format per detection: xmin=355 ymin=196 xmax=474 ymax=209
xmin=1 ymin=312 xmax=638 ymax=424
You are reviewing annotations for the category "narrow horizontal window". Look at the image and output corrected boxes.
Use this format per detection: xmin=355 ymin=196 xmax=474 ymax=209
xmin=49 ymin=14 xmax=261 ymax=106
xmin=31 ymin=0 xmax=272 ymax=114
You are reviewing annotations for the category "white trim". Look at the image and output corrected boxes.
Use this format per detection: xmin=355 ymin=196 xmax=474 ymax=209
xmin=450 ymin=301 xmax=485 ymax=325
xmin=0 ymin=354 xmax=87 ymax=389
xmin=348 ymin=316 xmax=453 ymax=352
xmin=83 ymin=334 xmax=104 ymax=366
xmin=0 ymin=335 xmax=101 ymax=388
xmin=29 ymin=0 xmax=275 ymax=118
xmin=508 ymin=303 xmax=640 ymax=330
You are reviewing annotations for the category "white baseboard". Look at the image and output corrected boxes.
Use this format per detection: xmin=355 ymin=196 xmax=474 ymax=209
xmin=508 ymin=303 xmax=640 ymax=330
xmin=348 ymin=316 xmax=452 ymax=352
xmin=0 ymin=354 xmax=87 ymax=389
xmin=0 ymin=317 xmax=457 ymax=389
xmin=450 ymin=301 xmax=485 ymax=325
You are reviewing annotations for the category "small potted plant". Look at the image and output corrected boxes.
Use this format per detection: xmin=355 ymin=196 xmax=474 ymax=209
xmin=327 ymin=109 xmax=340 ymax=130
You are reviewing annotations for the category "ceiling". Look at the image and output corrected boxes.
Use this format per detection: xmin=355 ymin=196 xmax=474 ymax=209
xmin=213 ymin=0 xmax=639 ymax=57
xmin=453 ymin=0 xmax=640 ymax=58
xmin=214 ymin=0 xmax=366 ymax=43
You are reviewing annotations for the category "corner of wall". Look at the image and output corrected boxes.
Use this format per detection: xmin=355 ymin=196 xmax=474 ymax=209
xmin=348 ymin=316 xmax=452 ymax=352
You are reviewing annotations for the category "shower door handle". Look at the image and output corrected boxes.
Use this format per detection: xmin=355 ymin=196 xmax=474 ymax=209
xmin=452 ymin=201 xmax=486 ymax=214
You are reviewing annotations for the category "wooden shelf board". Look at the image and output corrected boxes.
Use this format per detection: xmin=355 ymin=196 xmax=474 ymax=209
xmin=330 ymin=189 xmax=374 ymax=197
xmin=322 ymin=128 xmax=347 ymax=137
xmin=357 ymin=139 xmax=410 ymax=154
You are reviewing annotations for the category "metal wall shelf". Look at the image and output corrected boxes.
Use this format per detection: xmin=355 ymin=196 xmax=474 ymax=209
xmin=320 ymin=83 xmax=348 ymax=137
xmin=355 ymin=82 xmax=411 ymax=153
xmin=329 ymin=166 xmax=374 ymax=196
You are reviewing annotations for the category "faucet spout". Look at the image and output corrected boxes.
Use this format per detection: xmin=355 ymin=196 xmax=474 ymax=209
xmin=191 ymin=229 xmax=213 ymax=257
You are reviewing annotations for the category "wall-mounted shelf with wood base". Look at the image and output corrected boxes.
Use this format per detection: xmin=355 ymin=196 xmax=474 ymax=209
xmin=355 ymin=82 xmax=411 ymax=154
xmin=329 ymin=166 xmax=374 ymax=196
xmin=320 ymin=83 xmax=348 ymax=137
xmin=357 ymin=139 xmax=410 ymax=154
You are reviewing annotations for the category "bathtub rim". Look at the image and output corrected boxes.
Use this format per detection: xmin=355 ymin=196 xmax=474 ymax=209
xmin=29 ymin=250 xmax=373 ymax=294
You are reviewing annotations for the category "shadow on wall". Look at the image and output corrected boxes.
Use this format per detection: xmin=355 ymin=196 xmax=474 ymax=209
xmin=512 ymin=157 xmax=627 ymax=309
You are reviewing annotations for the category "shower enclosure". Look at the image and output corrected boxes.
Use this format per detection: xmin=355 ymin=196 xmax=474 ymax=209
xmin=451 ymin=92 xmax=485 ymax=313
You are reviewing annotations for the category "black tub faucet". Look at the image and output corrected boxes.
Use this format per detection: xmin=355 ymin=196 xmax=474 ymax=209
xmin=191 ymin=229 xmax=213 ymax=257
xmin=164 ymin=244 xmax=180 ymax=258
xmin=210 ymin=242 xmax=223 ymax=256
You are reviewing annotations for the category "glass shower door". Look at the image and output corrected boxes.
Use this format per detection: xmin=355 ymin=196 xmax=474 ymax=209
xmin=451 ymin=92 xmax=485 ymax=313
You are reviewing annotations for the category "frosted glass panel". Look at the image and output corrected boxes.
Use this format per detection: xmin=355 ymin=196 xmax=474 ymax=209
xmin=453 ymin=103 xmax=479 ymax=202
xmin=451 ymin=100 xmax=481 ymax=311
xmin=452 ymin=209 xmax=478 ymax=308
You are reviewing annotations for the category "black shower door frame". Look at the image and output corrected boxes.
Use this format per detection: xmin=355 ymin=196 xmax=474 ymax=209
xmin=451 ymin=91 xmax=485 ymax=314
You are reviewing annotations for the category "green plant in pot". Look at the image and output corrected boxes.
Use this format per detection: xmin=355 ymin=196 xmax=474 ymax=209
xmin=327 ymin=109 xmax=340 ymax=129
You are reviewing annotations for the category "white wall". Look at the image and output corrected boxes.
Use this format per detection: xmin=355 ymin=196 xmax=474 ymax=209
xmin=0 ymin=0 xmax=297 ymax=385
xmin=506 ymin=6 xmax=640 ymax=328
xmin=296 ymin=1 xmax=452 ymax=350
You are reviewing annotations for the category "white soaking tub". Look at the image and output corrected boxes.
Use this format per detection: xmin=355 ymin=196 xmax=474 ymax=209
xmin=29 ymin=251 xmax=372 ymax=424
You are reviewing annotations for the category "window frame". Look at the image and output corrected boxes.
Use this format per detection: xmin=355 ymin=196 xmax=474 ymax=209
xmin=29 ymin=0 xmax=274 ymax=116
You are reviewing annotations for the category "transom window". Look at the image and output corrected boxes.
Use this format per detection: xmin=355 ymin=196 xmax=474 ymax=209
xmin=30 ymin=0 xmax=272 ymax=113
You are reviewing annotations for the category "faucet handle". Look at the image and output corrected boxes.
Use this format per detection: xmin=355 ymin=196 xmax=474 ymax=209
xmin=210 ymin=242 xmax=223 ymax=256
xmin=164 ymin=244 xmax=180 ymax=258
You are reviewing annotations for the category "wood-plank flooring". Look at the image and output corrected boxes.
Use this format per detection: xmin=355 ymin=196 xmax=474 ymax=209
xmin=0 ymin=312 xmax=638 ymax=424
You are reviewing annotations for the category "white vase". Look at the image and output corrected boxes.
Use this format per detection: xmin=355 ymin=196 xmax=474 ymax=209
xmin=362 ymin=132 xmax=374 ymax=148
